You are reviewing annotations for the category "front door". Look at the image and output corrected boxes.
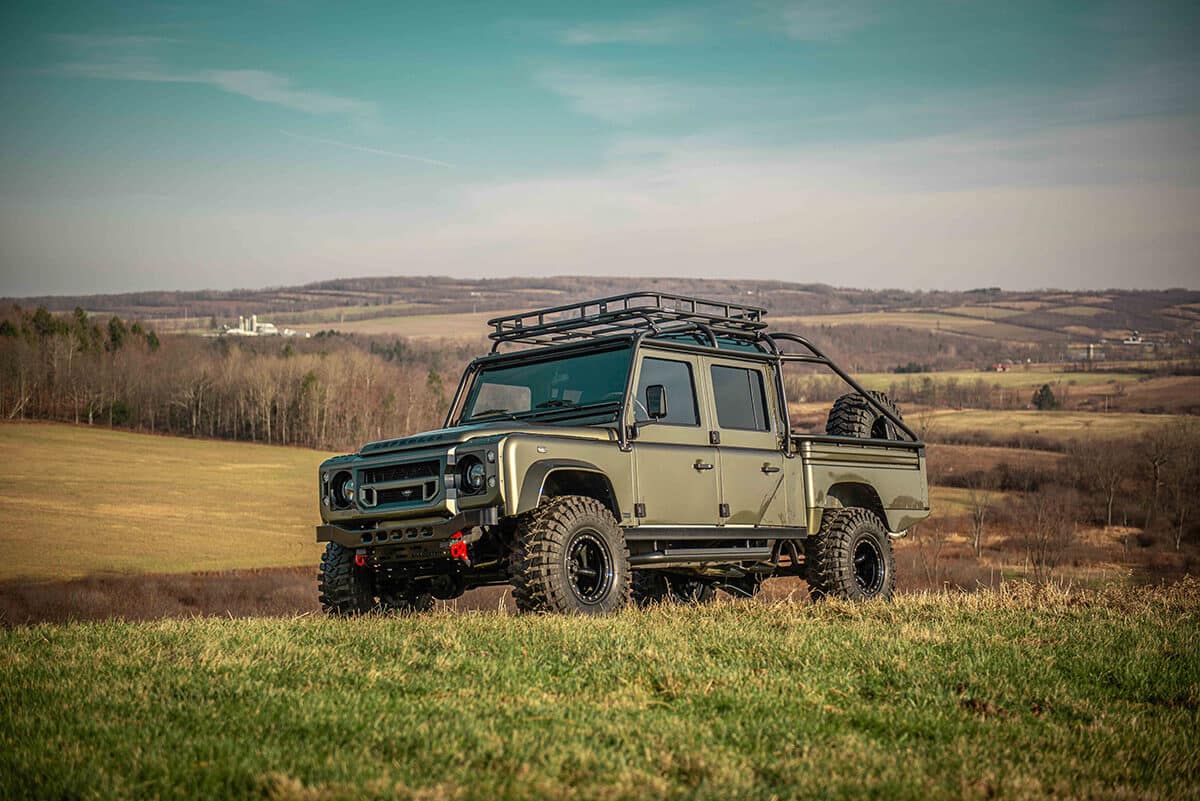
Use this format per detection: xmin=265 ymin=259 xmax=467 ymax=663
xmin=704 ymin=358 xmax=788 ymax=527
xmin=630 ymin=354 xmax=720 ymax=525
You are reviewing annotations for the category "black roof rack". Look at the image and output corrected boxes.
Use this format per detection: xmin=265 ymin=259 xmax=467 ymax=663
xmin=487 ymin=291 xmax=767 ymax=348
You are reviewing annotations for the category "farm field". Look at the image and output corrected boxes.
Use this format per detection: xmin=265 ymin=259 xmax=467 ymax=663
xmin=2 ymin=586 xmax=1197 ymax=801
xmin=290 ymin=308 xmax=520 ymax=338
xmin=851 ymin=368 xmax=1148 ymax=390
xmin=0 ymin=422 xmax=330 ymax=581
xmin=772 ymin=311 xmax=1071 ymax=343
xmin=923 ymin=409 xmax=1188 ymax=442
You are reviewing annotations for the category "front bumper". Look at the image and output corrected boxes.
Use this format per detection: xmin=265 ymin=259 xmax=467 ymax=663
xmin=316 ymin=508 xmax=498 ymax=549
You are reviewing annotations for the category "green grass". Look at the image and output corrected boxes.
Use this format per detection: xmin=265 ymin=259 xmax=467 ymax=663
xmin=0 ymin=422 xmax=332 ymax=580
xmin=2 ymin=586 xmax=1197 ymax=800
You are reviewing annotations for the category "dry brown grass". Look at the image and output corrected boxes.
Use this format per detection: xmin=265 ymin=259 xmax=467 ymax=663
xmin=0 ymin=421 xmax=332 ymax=580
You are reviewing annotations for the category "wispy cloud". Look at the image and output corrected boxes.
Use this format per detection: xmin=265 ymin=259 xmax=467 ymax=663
xmin=536 ymin=70 xmax=693 ymax=124
xmin=278 ymin=130 xmax=453 ymax=167
xmin=47 ymin=33 xmax=178 ymax=49
xmin=559 ymin=13 xmax=703 ymax=45
xmin=768 ymin=0 xmax=881 ymax=41
xmin=50 ymin=34 xmax=376 ymax=120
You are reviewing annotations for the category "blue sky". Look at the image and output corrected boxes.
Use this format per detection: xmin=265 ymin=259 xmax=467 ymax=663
xmin=1 ymin=0 xmax=1198 ymax=295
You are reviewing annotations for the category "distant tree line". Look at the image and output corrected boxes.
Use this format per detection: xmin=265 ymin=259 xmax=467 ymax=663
xmin=0 ymin=306 xmax=475 ymax=452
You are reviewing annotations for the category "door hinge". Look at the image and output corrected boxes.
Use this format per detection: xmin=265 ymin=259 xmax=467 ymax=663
xmin=709 ymin=431 xmax=721 ymax=445
xmin=634 ymin=503 xmax=647 ymax=518
xmin=719 ymin=503 xmax=730 ymax=518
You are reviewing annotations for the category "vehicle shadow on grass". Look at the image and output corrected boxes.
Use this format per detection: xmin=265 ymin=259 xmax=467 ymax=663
xmin=0 ymin=568 xmax=836 ymax=625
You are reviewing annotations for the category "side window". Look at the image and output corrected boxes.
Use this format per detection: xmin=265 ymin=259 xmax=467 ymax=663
xmin=710 ymin=365 xmax=770 ymax=431
xmin=635 ymin=357 xmax=699 ymax=425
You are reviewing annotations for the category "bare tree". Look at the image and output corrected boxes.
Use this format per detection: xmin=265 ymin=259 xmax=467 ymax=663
xmin=1141 ymin=426 xmax=1173 ymax=531
xmin=966 ymin=471 xmax=996 ymax=557
xmin=1163 ymin=422 xmax=1200 ymax=550
xmin=1067 ymin=437 xmax=1128 ymax=528
xmin=1019 ymin=489 xmax=1076 ymax=583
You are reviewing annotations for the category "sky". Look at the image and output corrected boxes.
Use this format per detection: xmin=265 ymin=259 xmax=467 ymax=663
xmin=1 ymin=0 xmax=1198 ymax=296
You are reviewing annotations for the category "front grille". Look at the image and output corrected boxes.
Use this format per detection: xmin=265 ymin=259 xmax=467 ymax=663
xmin=361 ymin=460 xmax=438 ymax=485
xmin=376 ymin=481 xmax=438 ymax=505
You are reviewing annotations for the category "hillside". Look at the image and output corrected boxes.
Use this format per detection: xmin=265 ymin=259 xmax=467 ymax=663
xmin=0 ymin=422 xmax=330 ymax=581
xmin=8 ymin=276 xmax=1199 ymax=351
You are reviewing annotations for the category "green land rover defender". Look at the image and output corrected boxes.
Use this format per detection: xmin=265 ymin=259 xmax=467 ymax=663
xmin=315 ymin=292 xmax=929 ymax=614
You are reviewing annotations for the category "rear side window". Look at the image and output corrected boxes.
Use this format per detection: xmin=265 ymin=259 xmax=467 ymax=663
xmin=635 ymin=357 xmax=699 ymax=425
xmin=710 ymin=365 xmax=770 ymax=431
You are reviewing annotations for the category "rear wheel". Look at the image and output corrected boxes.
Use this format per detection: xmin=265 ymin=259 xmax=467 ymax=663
xmin=509 ymin=496 xmax=631 ymax=615
xmin=632 ymin=572 xmax=717 ymax=607
xmin=805 ymin=507 xmax=896 ymax=601
xmin=318 ymin=542 xmax=374 ymax=615
xmin=826 ymin=391 xmax=903 ymax=440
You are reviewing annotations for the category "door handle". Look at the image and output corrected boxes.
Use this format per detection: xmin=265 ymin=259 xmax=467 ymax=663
xmin=693 ymin=461 xmax=714 ymax=471
xmin=761 ymin=464 xmax=781 ymax=474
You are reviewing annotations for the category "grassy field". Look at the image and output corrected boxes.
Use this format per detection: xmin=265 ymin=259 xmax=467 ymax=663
xmin=0 ymin=422 xmax=330 ymax=580
xmin=772 ymin=312 xmax=1071 ymax=344
xmin=852 ymin=368 xmax=1150 ymax=390
xmin=2 ymin=585 xmax=1197 ymax=801
xmin=923 ymin=409 xmax=1186 ymax=442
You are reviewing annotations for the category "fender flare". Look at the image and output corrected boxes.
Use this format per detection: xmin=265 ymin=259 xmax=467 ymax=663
xmin=514 ymin=459 xmax=620 ymax=519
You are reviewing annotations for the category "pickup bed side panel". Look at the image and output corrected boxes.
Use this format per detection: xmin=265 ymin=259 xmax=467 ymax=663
xmin=797 ymin=439 xmax=929 ymax=533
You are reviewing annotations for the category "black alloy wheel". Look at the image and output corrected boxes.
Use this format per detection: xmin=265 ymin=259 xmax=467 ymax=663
xmin=565 ymin=529 xmax=615 ymax=605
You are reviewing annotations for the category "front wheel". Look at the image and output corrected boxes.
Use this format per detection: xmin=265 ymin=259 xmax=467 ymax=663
xmin=509 ymin=496 xmax=631 ymax=615
xmin=805 ymin=508 xmax=896 ymax=601
xmin=318 ymin=542 xmax=374 ymax=615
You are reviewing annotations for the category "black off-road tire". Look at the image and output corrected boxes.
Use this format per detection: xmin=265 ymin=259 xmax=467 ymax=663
xmin=825 ymin=391 xmax=903 ymax=440
xmin=318 ymin=542 xmax=375 ymax=616
xmin=805 ymin=507 xmax=896 ymax=601
xmin=632 ymin=572 xmax=717 ymax=607
xmin=509 ymin=495 xmax=631 ymax=615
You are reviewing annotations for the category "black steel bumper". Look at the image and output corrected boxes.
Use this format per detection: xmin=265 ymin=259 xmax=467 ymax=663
xmin=316 ymin=508 xmax=496 ymax=549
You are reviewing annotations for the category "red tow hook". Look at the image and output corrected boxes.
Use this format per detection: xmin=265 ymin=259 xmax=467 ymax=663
xmin=448 ymin=531 xmax=470 ymax=564
xmin=354 ymin=552 xmax=369 ymax=568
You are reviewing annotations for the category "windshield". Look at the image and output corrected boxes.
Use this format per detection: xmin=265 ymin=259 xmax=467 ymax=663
xmin=461 ymin=346 xmax=632 ymax=424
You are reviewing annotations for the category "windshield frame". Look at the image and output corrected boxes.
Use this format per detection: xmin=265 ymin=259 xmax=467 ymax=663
xmin=449 ymin=339 xmax=637 ymax=428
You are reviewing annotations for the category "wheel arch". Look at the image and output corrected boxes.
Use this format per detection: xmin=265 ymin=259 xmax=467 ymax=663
xmin=823 ymin=481 xmax=888 ymax=531
xmin=515 ymin=460 xmax=622 ymax=522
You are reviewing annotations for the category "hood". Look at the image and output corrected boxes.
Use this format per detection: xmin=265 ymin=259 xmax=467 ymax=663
xmin=358 ymin=421 xmax=615 ymax=456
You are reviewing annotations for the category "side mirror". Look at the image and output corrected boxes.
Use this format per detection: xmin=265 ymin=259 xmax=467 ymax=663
xmin=645 ymin=384 xmax=668 ymax=420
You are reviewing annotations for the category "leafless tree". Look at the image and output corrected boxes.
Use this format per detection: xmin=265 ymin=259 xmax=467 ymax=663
xmin=1018 ymin=489 xmax=1076 ymax=583
xmin=966 ymin=471 xmax=996 ymax=557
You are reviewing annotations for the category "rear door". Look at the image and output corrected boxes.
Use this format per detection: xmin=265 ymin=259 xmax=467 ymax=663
xmin=629 ymin=353 xmax=720 ymax=525
xmin=703 ymin=357 xmax=788 ymax=526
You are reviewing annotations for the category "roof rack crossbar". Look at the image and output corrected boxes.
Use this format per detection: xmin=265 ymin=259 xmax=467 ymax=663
xmin=488 ymin=291 xmax=766 ymax=347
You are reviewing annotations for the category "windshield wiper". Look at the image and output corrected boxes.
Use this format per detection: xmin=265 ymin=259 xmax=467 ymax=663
xmin=467 ymin=408 xmax=520 ymax=421
xmin=528 ymin=400 xmax=620 ymax=419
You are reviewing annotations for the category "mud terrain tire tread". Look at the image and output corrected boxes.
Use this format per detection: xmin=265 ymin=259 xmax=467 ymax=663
xmin=805 ymin=507 xmax=896 ymax=601
xmin=509 ymin=495 xmax=631 ymax=615
xmin=318 ymin=542 xmax=374 ymax=616
xmin=825 ymin=391 xmax=903 ymax=440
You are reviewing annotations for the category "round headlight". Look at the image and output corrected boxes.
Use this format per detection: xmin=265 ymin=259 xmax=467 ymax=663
xmin=331 ymin=471 xmax=355 ymax=508
xmin=460 ymin=457 xmax=486 ymax=493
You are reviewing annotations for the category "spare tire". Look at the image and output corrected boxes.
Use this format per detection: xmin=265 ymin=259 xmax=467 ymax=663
xmin=825 ymin=391 xmax=903 ymax=440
